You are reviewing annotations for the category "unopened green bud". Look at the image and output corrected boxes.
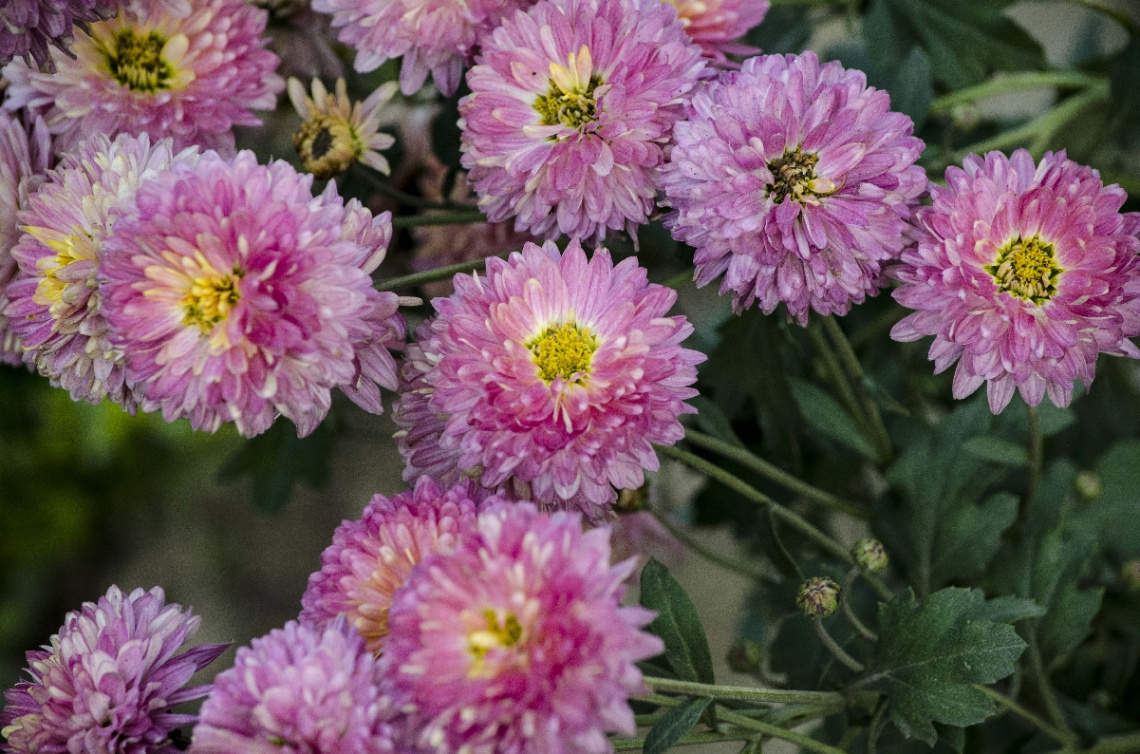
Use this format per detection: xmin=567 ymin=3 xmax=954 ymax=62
xmin=1074 ymin=471 xmax=1102 ymax=501
xmin=614 ymin=485 xmax=649 ymax=513
xmin=1122 ymin=560 xmax=1140 ymax=594
xmin=726 ymin=639 xmax=764 ymax=675
xmin=797 ymin=577 xmax=840 ymax=620
xmin=851 ymin=538 xmax=889 ymax=574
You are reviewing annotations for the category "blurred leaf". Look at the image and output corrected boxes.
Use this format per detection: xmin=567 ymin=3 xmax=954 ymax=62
xmin=1036 ymin=401 xmax=1077 ymax=438
xmin=643 ymin=697 xmax=710 ymax=754
xmin=1109 ymin=38 xmax=1140 ymax=147
xmin=744 ymin=7 xmax=810 ymax=55
xmin=862 ymin=588 xmax=1028 ymax=745
xmin=690 ymin=396 xmax=744 ymax=448
xmin=964 ymin=595 xmax=1045 ymax=624
xmin=962 ymin=437 xmax=1030 ymax=467
xmin=790 ymin=379 xmax=877 ymax=460
xmin=219 ymin=419 xmax=334 ymax=513
xmin=1092 ymin=441 xmax=1140 ymax=560
xmin=890 ymin=47 xmax=934 ymax=133
xmin=640 ymin=558 xmax=715 ymax=684
xmin=864 ymin=0 xmax=1044 ymax=89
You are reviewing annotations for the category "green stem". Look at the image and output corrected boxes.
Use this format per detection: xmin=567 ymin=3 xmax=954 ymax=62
xmin=660 ymin=269 xmax=693 ymax=289
xmin=813 ymin=618 xmax=866 ymax=673
xmin=683 ymin=429 xmax=868 ymax=519
xmin=392 ymin=210 xmax=487 ymax=229
xmin=643 ymin=676 xmax=845 ymax=706
xmin=976 ymin=685 xmax=1074 ymax=746
xmin=929 ymin=71 xmax=1104 ymax=114
xmin=867 ymin=699 xmax=890 ymax=754
xmin=716 ymin=708 xmax=850 ymax=754
xmin=351 ymin=166 xmax=464 ymax=210
xmin=649 ymin=510 xmax=773 ymax=583
xmin=841 ymin=568 xmax=878 ymax=641
xmin=1024 ymin=404 xmax=1043 ymax=515
xmin=611 ymin=732 xmax=742 ymax=751
xmin=1044 ymin=732 xmax=1140 ymax=754
xmin=822 ymin=316 xmax=893 ymax=464
xmin=374 ymin=255 xmax=504 ymax=290
xmin=768 ymin=0 xmax=840 ymax=6
xmin=806 ymin=321 xmax=869 ymax=442
xmin=1062 ymin=0 xmax=1139 ymax=35
xmin=1028 ymin=633 xmax=1074 ymax=740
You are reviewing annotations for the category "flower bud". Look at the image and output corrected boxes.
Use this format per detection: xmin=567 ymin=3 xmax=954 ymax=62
xmin=1074 ymin=471 xmax=1103 ymax=501
xmin=726 ymin=639 xmax=764 ymax=675
xmin=797 ymin=577 xmax=840 ymax=620
xmin=615 ymin=485 xmax=649 ymax=513
xmin=851 ymin=538 xmax=889 ymax=574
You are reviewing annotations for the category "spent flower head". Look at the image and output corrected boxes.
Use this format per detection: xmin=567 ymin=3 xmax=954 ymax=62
xmin=289 ymin=77 xmax=398 ymax=179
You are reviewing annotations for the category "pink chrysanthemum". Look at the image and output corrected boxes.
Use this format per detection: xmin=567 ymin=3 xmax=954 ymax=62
xmin=399 ymin=239 xmax=703 ymax=517
xmin=311 ymin=0 xmax=532 ymax=96
xmin=0 ymin=112 xmax=51 ymax=364
xmin=0 ymin=585 xmax=228 ymax=754
xmin=891 ymin=149 xmax=1140 ymax=413
xmin=382 ymin=502 xmax=663 ymax=754
xmin=300 ymin=476 xmax=483 ymax=654
xmin=669 ymin=0 xmax=767 ymax=63
xmin=1 ymin=0 xmax=283 ymax=154
xmin=189 ymin=620 xmax=393 ymax=754
xmin=4 ymin=133 xmax=199 ymax=408
xmin=661 ymin=51 xmax=927 ymax=325
xmin=101 ymin=150 xmax=406 ymax=437
xmin=459 ymin=0 xmax=706 ymax=243
xmin=0 ymin=0 xmax=117 ymax=72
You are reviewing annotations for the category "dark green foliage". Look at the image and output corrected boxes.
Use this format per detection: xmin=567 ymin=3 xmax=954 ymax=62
xmin=643 ymin=698 xmax=711 ymax=754
xmin=640 ymin=558 xmax=716 ymax=684
xmin=219 ymin=417 xmax=335 ymax=513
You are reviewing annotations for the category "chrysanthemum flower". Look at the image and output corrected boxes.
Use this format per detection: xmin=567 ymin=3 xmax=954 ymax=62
xmin=661 ymin=51 xmax=927 ymax=325
xmin=669 ymin=0 xmax=767 ymax=63
xmin=0 ymin=0 xmax=117 ymax=72
xmin=1 ymin=0 xmax=283 ymax=154
xmin=4 ymin=133 xmax=198 ymax=408
xmin=399 ymin=239 xmax=703 ymax=517
xmin=101 ymin=150 xmax=406 ymax=437
xmin=289 ymin=77 xmax=398 ymax=179
xmin=0 ymin=112 xmax=51 ymax=364
xmin=382 ymin=502 xmax=663 ymax=754
xmin=891 ymin=149 xmax=1140 ymax=413
xmin=312 ymin=0 xmax=535 ymax=96
xmin=300 ymin=476 xmax=482 ymax=654
xmin=0 ymin=585 xmax=228 ymax=754
xmin=189 ymin=620 xmax=393 ymax=754
xmin=460 ymin=0 xmax=706 ymax=243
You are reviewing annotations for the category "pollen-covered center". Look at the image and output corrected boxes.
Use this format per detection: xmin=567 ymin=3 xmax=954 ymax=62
xmin=985 ymin=235 xmax=1062 ymax=304
xmin=293 ymin=114 xmax=359 ymax=179
xmin=766 ymin=147 xmax=833 ymax=204
xmin=527 ymin=322 xmax=598 ymax=384
xmin=534 ymin=45 xmax=602 ymax=130
xmin=467 ymin=609 xmax=523 ymax=676
xmin=182 ymin=271 xmax=243 ymax=333
xmin=105 ymin=29 xmax=175 ymax=92
xmin=31 ymin=233 xmax=88 ymax=315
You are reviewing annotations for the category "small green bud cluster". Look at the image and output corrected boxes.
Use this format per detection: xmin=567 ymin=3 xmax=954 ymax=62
xmin=851 ymin=538 xmax=888 ymax=574
xmin=797 ymin=577 xmax=841 ymax=619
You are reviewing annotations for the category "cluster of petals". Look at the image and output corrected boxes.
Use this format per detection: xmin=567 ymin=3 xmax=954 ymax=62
xmin=661 ymin=51 xmax=926 ymax=324
xmin=311 ymin=0 xmax=533 ymax=96
xmin=0 ymin=111 xmax=51 ymax=364
xmin=393 ymin=239 xmax=703 ymax=518
xmin=100 ymin=150 xmax=405 ymax=438
xmin=0 ymin=0 xmax=117 ymax=71
xmin=381 ymin=501 xmax=663 ymax=754
xmin=891 ymin=149 xmax=1140 ymax=413
xmin=0 ymin=585 xmax=228 ymax=754
xmin=460 ymin=0 xmax=706 ymax=243
xmin=2 ymin=0 xmax=284 ymax=154
xmin=190 ymin=619 xmax=394 ymax=754
xmin=5 ymin=133 xmax=199 ymax=409
xmin=299 ymin=476 xmax=483 ymax=654
xmin=669 ymin=0 xmax=768 ymax=63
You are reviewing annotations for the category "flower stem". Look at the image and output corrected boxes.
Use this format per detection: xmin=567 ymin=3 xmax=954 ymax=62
xmin=374 ymin=254 xmax=505 ymax=291
xmin=643 ymin=676 xmax=846 ymax=706
xmin=822 ymin=316 xmax=893 ymax=464
xmin=392 ymin=210 xmax=487 ymax=229
xmin=805 ymin=321 xmax=869 ymax=444
xmin=351 ymin=166 xmax=464 ymax=210
xmin=976 ymin=685 xmax=1074 ymax=746
xmin=649 ymin=509 xmax=774 ymax=583
xmin=813 ymin=618 xmax=865 ymax=673
xmin=1024 ymin=404 xmax=1043 ymax=516
xmin=1027 ymin=633 xmax=1074 ymax=741
xmin=929 ymin=71 xmax=1104 ymax=114
xmin=683 ymin=429 xmax=868 ymax=519
xmin=840 ymin=568 xmax=878 ymax=641
xmin=1063 ymin=0 xmax=1139 ymax=35
xmin=611 ymin=732 xmax=742 ymax=751
xmin=715 ymin=708 xmax=850 ymax=754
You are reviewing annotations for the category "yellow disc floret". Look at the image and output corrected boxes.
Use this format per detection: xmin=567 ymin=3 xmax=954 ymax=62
xmin=103 ymin=29 xmax=177 ymax=92
xmin=985 ymin=235 xmax=1062 ymax=304
xmin=182 ymin=270 xmax=243 ymax=333
xmin=534 ymin=45 xmax=603 ymax=130
xmin=528 ymin=322 xmax=597 ymax=383
xmin=467 ymin=609 xmax=524 ymax=677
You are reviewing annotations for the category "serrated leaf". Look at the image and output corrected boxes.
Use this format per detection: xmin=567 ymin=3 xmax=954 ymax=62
xmin=643 ymin=697 xmax=710 ymax=754
xmin=961 ymin=437 xmax=1030 ymax=467
xmin=790 ymin=379 xmax=877 ymax=460
xmin=218 ymin=419 xmax=334 ymax=513
xmin=890 ymin=47 xmax=933 ymax=132
xmin=640 ymin=559 xmax=715 ymax=685
xmin=861 ymin=588 xmax=1028 ymax=745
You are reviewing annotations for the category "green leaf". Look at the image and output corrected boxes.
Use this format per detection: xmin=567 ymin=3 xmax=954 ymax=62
xmin=864 ymin=0 xmax=1044 ymax=89
xmin=640 ymin=558 xmax=716 ymax=684
xmin=743 ymin=6 xmax=810 ymax=54
xmin=218 ymin=419 xmax=334 ymax=513
xmin=964 ymin=595 xmax=1045 ymax=625
xmin=690 ymin=396 xmax=744 ymax=448
xmin=863 ymin=588 xmax=1028 ymax=745
xmin=889 ymin=47 xmax=933 ymax=133
xmin=790 ymin=379 xmax=877 ymax=460
xmin=643 ymin=697 xmax=711 ymax=754
xmin=961 ymin=437 xmax=1030 ymax=467
xmin=1092 ymin=441 xmax=1140 ymax=560
xmin=1110 ymin=38 xmax=1140 ymax=147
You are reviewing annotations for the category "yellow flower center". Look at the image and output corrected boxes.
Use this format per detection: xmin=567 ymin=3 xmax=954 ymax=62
xmin=31 ymin=233 xmax=88 ymax=315
xmin=293 ymin=114 xmax=360 ymax=180
xmin=181 ymin=271 xmax=243 ymax=333
xmin=467 ymin=609 xmax=523 ymax=676
xmin=528 ymin=322 xmax=597 ymax=383
xmin=766 ymin=147 xmax=835 ymax=205
xmin=104 ymin=29 xmax=175 ymax=92
xmin=534 ymin=45 xmax=602 ymax=130
xmin=985 ymin=235 xmax=1062 ymax=304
